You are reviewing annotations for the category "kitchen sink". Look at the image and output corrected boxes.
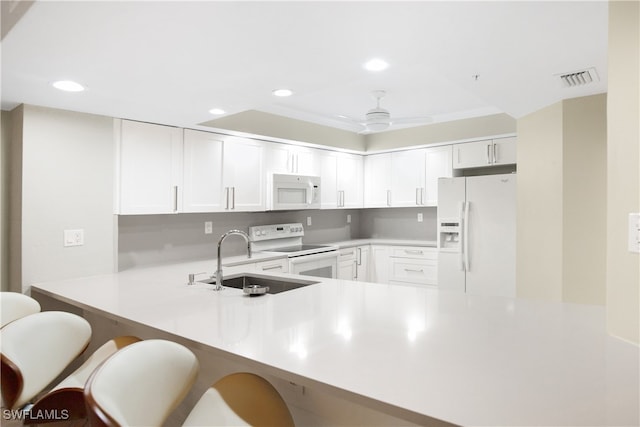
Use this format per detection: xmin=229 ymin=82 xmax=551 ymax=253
xmin=200 ymin=273 xmax=319 ymax=295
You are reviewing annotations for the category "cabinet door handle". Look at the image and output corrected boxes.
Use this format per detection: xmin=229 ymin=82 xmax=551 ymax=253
xmin=261 ymin=264 xmax=283 ymax=271
xmin=492 ymin=143 xmax=498 ymax=164
xmin=225 ymin=187 xmax=229 ymax=210
xmin=356 ymin=247 xmax=362 ymax=265
xmin=405 ymin=249 xmax=423 ymax=255
xmin=404 ymin=268 xmax=424 ymax=273
xmin=231 ymin=187 xmax=236 ymax=209
xmin=486 ymin=144 xmax=491 ymax=164
xmin=421 ymin=188 xmax=425 ymax=205
xmin=387 ymin=190 xmax=391 ymax=207
xmin=173 ymin=186 xmax=178 ymax=212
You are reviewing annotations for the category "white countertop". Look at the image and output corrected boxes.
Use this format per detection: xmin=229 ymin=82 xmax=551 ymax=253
xmin=30 ymin=260 xmax=638 ymax=426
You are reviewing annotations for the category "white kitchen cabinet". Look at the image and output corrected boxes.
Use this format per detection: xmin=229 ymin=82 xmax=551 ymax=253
xmin=452 ymin=137 xmax=516 ymax=169
xmin=320 ymin=151 xmax=364 ymax=209
xmin=337 ymin=245 xmax=369 ymax=281
xmin=338 ymin=248 xmax=357 ymax=280
xmin=265 ymin=143 xmax=320 ymax=176
xmin=363 ymin=153 xmax=392 ymax=207
xmin=364 ymin=147 xmax=452 ymax=208
xmin=117 ymin=120 xmax=183 ymax=214
xmin=423 ymin=145 xmax=453 ymax=206
xmin=369 ymin=245 xmax=390 ymax=284
xmin=390 ymin=150 xmax=426 ymax=207
xmin=388 ymin=246 xmax=438 ymax=287
xmin=355 ymin=245 xmax=369 ymax=282
xmin=222 ymin=137 xmax=264 ymax=211
xmin=182 ymin=131 xmax=263 ymax=212
xmin=182 ymin=130 xmax=224 ymax=212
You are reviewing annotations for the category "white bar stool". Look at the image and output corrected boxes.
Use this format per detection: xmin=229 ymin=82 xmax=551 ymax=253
xmin=183 ymin=372 xmax=295 ymax=427
xmin=0 ymin=292 xmax=41 ymax=327
xmin=84 ymin=339 xmax=199 ymax=427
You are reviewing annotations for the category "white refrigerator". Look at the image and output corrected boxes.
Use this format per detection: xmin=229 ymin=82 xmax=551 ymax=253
xmin=437 ymin=173 xmax=516 ymax=297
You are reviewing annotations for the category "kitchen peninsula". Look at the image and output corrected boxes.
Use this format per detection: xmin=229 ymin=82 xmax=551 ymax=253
xmin=30 ymin=259 xmax=639 ymax=427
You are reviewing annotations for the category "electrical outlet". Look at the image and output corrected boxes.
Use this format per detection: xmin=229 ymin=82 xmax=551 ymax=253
xmin=205 ymin=221 xmax=213 ymax=234
xmin=347 ymin=214 xmax=351 ymax=224
xmin=417 ymin=213 xmax=423 ymax=222
xmin=64 ymin=229 xmax=84 ymax=247
xmin=307 ymin=216 xmax=312 ymax=226
xmin=629 ymin=213 xmax=640 ymax=253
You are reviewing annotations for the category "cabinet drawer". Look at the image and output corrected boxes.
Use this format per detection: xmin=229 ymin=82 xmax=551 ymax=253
xmin=338 ymin=247 xmax=357 ymax=261
xmin=389 ymin=259 xmax=437 ymax=285
xmin=390 ymin=246 xmax=437 ymax=260
xmin=254 ymin=258 xmax=288 ymax=273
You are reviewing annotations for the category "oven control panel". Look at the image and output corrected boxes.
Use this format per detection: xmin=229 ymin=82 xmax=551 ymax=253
xmin=249 ymin=223 xmax=304 ymax=242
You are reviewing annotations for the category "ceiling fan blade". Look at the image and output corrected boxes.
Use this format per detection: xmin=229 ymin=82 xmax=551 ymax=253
xmin=390 ymin=116 xmax=433 ymax=126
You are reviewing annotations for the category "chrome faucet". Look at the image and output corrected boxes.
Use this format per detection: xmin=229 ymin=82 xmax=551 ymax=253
xmin=215 ymin=229 xmax=252 ymax=291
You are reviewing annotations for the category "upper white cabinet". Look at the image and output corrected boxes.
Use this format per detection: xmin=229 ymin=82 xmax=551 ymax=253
xmin=182 ymin=131 xmax=264 ymax=212
xmin=453 ymin=137 xmax=516 ymax=169
xmin=117 ymin=120 xmax=183 ymax=214
xmin=364 ymin=146 xmax=452 ymax=208
xmin=320 ymin=151 xmax=364 ymax=209
xmin=423 ymin=145 xmax=453 ymax=206
xmin=265 ymin=143 xmax=320 ymax=176
xmin=182 ymin=130 xmax=224 ymax=212
xmin=118 ymin=123 xmax=263 ymax=214
xmin=390 ymin=150 xmax=426 ymax=207
xmin=363 ymin=153 xmax=392 ymax=207
xmin=222 ymin=137 xmax=264 ymax=211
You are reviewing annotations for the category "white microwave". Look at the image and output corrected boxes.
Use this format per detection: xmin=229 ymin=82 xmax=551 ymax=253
xmin=269 ymin=173 xmax=321 ymax=210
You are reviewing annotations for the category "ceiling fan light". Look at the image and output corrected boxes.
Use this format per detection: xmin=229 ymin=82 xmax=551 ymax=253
xmin=366 ymin=122 xmax=389 ymax=131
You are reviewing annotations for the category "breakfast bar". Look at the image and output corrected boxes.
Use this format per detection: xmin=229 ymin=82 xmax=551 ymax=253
xmin=30 ymin=259 xmax=639 ymax=426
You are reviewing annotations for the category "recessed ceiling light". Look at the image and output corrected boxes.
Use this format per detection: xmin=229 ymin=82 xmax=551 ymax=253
xmin=52 ymin=80 xmax=85 ymax=92
xmin=272 ymin=89 xmax=293 ymax=97
xmin=208 ymin=108 xmax=226 ymax=115
xmin=363 ymin=58 xmax=389 ymax=72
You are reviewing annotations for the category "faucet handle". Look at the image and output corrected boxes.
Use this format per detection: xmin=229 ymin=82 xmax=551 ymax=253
xmin=187 ymin=272 xmax=210 ymax=285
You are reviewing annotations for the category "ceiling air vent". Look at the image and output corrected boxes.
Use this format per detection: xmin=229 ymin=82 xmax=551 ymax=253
xmin=558 ymin=67 xmax=599 ymax=88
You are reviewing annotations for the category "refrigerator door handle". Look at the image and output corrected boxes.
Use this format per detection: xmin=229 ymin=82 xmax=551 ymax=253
xmin=463 ymin=200 xmax=470 ymax=272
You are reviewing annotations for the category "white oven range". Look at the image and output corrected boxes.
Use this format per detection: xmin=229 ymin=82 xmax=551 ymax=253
xmin=249 ymin=223 xmax=338 ymax=279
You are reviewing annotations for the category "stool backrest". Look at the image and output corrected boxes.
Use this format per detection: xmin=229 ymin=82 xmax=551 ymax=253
xmin=0 ymin=292 xmax=41 ymax=327
xmin=85 ymin=339 xmax=199 ymax=427
xmin=1 ymin=311 xmax=91 ymax=409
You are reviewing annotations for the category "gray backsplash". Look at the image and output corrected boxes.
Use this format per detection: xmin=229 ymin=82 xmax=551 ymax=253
xmin=118 ymin=207 xmax=437 ymax=271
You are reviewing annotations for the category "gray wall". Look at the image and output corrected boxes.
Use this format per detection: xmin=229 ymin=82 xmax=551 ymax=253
xmin=359 ymin=207 xmax=437 ymax=241
xmin=118 ymin=209 xmax=362 ymax=270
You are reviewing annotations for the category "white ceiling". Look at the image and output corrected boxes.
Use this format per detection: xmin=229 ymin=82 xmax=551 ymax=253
xmin=1 ymin=1 xmax=608 ymax=134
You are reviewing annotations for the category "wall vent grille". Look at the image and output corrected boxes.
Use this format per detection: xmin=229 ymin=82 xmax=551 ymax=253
xmin=558 ymin=67 xmax=599 ymax=87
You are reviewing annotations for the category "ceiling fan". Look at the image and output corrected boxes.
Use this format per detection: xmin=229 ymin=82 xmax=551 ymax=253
xmin=341 ymin=90 xmax=433 ymax=134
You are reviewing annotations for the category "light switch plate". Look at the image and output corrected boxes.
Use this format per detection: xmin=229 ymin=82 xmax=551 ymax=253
xmin=204 ymin=221 xmax=213 ymax=234
xmin=629 ymin=213 xmax=640 ymax=253
xmin=64 ymin=229 xmax=84 ymax=247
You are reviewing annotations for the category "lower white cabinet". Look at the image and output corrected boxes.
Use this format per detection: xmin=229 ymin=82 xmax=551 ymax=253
xmin=388 ymin=246 xmax=438 ymax=287
xmin=367 ymin=245 xmax=437 ymax=287
xmin=337 ymin=246 xmax=370 ymax=281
